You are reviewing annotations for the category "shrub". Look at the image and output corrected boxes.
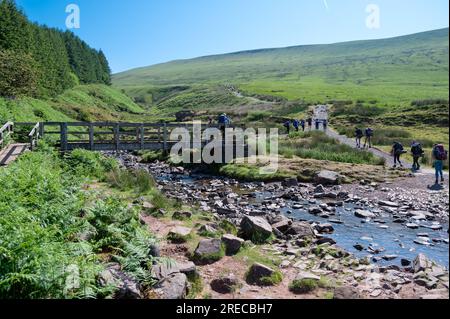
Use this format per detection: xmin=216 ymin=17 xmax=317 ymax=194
xmin=258 ymin=271 xmax=283 ymax=286
xmin=67 ymin=149 xmax=118 ymax=179
xmin=106 ymin=168 xmax=155 ymax=194
xmin=289 ymin=279 xmax=318 ymax=294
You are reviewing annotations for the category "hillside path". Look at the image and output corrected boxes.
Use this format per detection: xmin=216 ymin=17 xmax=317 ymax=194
xmin=312 ymin=105 xmax=445 ymax=176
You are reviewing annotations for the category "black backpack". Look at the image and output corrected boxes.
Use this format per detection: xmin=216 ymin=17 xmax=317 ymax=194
xmin=411 ymin=144 xmax=423 ymax=156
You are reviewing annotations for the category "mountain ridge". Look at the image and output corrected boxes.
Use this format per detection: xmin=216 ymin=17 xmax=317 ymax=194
xmin=114 ymin=27 xmax=449 ymax=77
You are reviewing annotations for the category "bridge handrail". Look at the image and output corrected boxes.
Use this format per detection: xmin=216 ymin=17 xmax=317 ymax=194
xmin=0 ymin=121 xmax=14 ymax=150
xmin=28 ymin=122 xmax=41 ymax=151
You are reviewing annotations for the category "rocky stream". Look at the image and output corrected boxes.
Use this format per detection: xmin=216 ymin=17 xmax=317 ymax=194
xmin=111 ymin=152 xmax=449 ymax=299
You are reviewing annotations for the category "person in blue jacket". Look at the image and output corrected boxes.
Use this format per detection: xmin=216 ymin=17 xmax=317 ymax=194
xmin=293 ymin=119 xmax=300 ymax=132
xmin=218 ymin=113 xmax=231 ymax=135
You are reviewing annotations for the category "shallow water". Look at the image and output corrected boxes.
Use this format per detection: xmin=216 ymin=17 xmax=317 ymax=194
xmin=285 ymin=204 xmax=448 ymax=268
xmin=157 ymin=172 xmax=449 ymax=269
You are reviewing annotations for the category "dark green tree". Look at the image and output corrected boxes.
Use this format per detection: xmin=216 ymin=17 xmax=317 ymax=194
xmin=0 ymin=50 xmax=38 ymax=97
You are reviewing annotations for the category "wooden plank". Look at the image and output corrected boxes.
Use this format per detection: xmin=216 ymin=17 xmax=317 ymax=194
xmin=0 ymin=143 xmax=28 ymax=166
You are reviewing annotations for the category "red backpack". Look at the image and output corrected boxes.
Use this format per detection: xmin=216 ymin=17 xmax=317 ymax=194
xmin=434 ymin=144 xmax=448 ymax=161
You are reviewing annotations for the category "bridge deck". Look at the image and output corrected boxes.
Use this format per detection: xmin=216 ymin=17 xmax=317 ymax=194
xmin=0 ymin=143 xmax=28 ymax=166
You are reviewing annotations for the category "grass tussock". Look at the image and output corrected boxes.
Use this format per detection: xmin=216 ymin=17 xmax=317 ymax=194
xmin=280 ymin=131 xmax=385 ymax=166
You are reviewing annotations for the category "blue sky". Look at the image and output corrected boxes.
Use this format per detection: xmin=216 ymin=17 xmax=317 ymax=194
xmin=16 ymin=0 xmax=449 ymax=73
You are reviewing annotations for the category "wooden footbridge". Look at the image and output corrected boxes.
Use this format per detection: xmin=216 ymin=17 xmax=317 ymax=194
xmin=0 ymin=121 xmax=247 ymax=166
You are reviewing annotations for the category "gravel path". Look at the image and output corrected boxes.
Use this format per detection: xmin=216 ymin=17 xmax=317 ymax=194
xmin=312 ymin=105 xmax=445 ymax=176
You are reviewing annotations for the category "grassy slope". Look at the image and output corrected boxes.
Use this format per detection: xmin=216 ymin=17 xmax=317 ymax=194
xmin=114 ymin=28 xmax=449 ymax=106
xmin=0 ymin=84 xmax=147 ymax=123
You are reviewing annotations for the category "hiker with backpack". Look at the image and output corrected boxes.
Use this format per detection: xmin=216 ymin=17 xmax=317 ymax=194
xmin=283 ymin=120 xmax=291 ymax=134
xmin=432 ymin=144 xmax=447 ymax=184
xmin=293 ymin=119 xmax=300 ymax=132
xmin=218 ymin=113 xmax=231 ymax=135
xmin=300 ymin=119 xmax=306 ymax=132
xmin=315 ymin=119 xmax=320 ymax=130
xmin=363 ymin=127 xmax=374 ymax=149
xmin=323 ymin=119 xmax=328 ymax=131
xmin=355 ymin=128 xmax=364 ymax=148
xmin=307 ymin=118 xmax=312 ymax=131
xmin=411 ymin=141 xmax=425 ymax=171
xmin=391 ymin=141 xmax=406 ymax=168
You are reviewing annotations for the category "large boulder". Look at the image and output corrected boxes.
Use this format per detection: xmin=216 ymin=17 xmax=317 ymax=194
xmin=286 ymin=221 xmax=316 ymax=239
xmin=246 ymin=263 xmax=282 ymax=286
xmin=315 ymin=170 xmax=341 ymax=185
xmin=98 ymin=264 xmax=143 ymax=299
xmin=239 ymin=216 xmax=273 ymax=243
xmin=193 ymin=239 xmax=224 ymax=265
xmin=167 ymin=226 xmax=192 ymax=243
xmin=210 ymin=274 xmax=241 ymax=294
xmin=155 ymin=273 xmax=188 ymax=299
xmin=271 ymin=219 xmax=291 ymax=233
xmin=221 ymin=234 xmax=245 ymax=255
xmin=282 ymin=177 xmax=299 ymax=187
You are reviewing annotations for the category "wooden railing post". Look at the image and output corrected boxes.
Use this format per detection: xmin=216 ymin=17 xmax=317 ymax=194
xmin=89 ymin=123 xmax=94 ymax=150
xmin=39 ymin=122 xmax=44 ymax=138
xmin=114 ymin=123 xmax=120 ymax=151
xmin=140 ymin=124 xmax=144 ymax=149
xmin=60 ymin=123 xmax=68 ymax=151
xmin=163 ymin=123 xmax=168 ymax=154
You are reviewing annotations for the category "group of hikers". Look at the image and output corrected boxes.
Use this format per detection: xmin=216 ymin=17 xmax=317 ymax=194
xmin=214 ymin=114 xmax=446 ymax=185
xmin=283 ymin=118 xmax=328 ymax=134
xmin=354 ymin=127 xmax=447 ymax=185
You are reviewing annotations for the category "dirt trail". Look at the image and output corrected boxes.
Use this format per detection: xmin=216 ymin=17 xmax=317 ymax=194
xmin=313 ymin=105 xmax=446 ymax=176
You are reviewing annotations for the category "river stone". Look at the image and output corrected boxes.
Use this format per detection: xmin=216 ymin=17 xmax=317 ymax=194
xmin=315 ymin=170 xmax=341 ymax=185
xmin=378 ymin=200 xmax=399 ymax=208
xmin=413 ymin=253 xmax=433 ymax=273
xmin=99 ymin=264 xmax=143 ymax=299
xmin=246 ymin=263 xmax=277 ymax=286
xmin=240 ymin=216 xmax=273 ymax=242
xmin=314 ymin=185 xmax=325 ymax=193
xmin=156 ymin=273 xmax=188 ymax=299
xmin=315 ymin=223 xmax=334 ymax=234
xmin=333 ymin=286 xmax=361 ymax=299
xmin=286 ymin=221 xmax=315 ymax=238
xmin=271 ymin=219 xmax=291 ymax=233
xmin=283 ymin=177 xmax=299 ymax=187
xmin=316 ymin=237 xmax=336 ymax=245
xmin=221 ymin=234 xmax=245 ymax=255
xmin=210 ymin=274 xmax=241 ymax=294
xmin=309 ymin=206 xmax=323 ymax=215
xmin=193 ymin=239 xmax=224 ymax=265
xmin=354 ymin=209 xmax=376 ymax=219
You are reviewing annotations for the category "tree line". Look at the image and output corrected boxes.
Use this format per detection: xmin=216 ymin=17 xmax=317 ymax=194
xmin=0 ymin=0 xmax=111 ymax=98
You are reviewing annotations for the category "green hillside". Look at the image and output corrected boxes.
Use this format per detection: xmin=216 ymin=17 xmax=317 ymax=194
xmin=114 ymin=28 xmax=449 ymax=106
xmin=0 ymin=84 xmax=147 ymax=123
